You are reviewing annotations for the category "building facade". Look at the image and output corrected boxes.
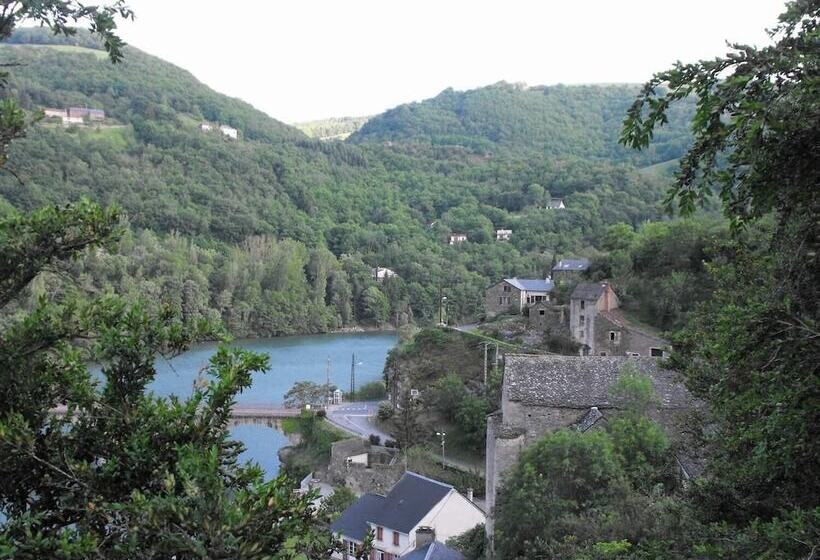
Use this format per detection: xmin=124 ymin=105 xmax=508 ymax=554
xmin=332 ymin=472 xmax=485 ymax=560
xmin=569 ymin=282 xmax=670 ymax=357
xmin=484 ymin=277 xmax=554 ymax=318
xmin=484 ymin=355 xmax=698 ymax=551
xmin=552 ymin=258 xmax=590 ymax=283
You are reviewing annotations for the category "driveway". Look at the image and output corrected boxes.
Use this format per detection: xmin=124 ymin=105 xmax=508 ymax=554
xmin=326 ymin=400 xmax=392 ymax=442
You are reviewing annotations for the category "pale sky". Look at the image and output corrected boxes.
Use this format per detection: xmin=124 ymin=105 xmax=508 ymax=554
xmin=118 ymin=1 xmax=786 ymax=123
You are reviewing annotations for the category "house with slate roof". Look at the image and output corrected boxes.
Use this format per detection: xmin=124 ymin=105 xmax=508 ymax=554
xmin=484 ymin=277 xmax=555 ymax=318
xmin=484 ymin=354 xmax=701 ymax=549
xmin=570 ymin=282 xmax=671 ymax=357
xmin=331 ymin=472 xmax=485 ymax=560
xmin=552 ymin=257 xmax=590 ymax=284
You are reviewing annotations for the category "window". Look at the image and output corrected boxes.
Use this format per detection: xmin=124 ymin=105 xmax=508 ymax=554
xmin=378 ymin=551 xmax=385 ymax=560
xmin=580 ymin=300 xmax=585 ymax=310
xmin=376 ymin=526 xmax=383 ymax=541
xmin=599 ymin=351 xmax=607 ymax=356
xmin=347 ymin=541 xmax=356 ymax=555
xmin=539 ymin=309 xmax=545 ymax=316
xmin=393 ymin=531 xmax=400 ymax=546
xmin=503 ymin=284 xmax=511 ymax=292
xmin=650 ymin=348 xmax=664 ymax=357
xmin=579 ymin=330 xmax=585 ymax=339
xmin=579 ymin=315 xmax=585 ymax=326
xmin=609 ymin=331 xmax=620 ymax=344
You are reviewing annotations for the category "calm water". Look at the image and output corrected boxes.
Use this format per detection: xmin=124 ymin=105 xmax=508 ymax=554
xmin=143 ymin=331 xmax=397 ymax=479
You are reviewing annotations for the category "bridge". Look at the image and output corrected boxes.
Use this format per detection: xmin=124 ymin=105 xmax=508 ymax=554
xmin=51 ymin=404 xmax=301 ymax=420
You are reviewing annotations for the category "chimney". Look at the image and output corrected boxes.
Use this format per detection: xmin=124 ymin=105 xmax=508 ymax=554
xmin=466 ymin=487 xmax=474 ymax=502
xmin=415 ymin=526 xmax=435 ymax=549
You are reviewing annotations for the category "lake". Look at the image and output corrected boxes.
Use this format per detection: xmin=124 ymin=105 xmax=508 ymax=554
xmin=143 ymin=331 xmax=397 ymax=478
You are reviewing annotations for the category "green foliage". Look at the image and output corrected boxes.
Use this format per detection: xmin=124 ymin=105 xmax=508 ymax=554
xmin=0 ymin=30 xmax=693 ymax=333
xmin=352 ymin=82 xmax=694 ymax=167
xmin=445 ymin=524 xmax=486 ymax=560
xmin=318 ymin=486 xmax=357 ymax=522
xmin=283 ymin=380 xmax=332 ymax=409
xmin=350 ymin=380 xmax=386 ymax=401
xmin=376 ymin=400 xmax=393 ymax=421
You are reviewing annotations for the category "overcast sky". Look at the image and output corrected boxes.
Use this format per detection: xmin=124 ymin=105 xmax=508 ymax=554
xmin=118 ymin=1 xmax=786 ymax=123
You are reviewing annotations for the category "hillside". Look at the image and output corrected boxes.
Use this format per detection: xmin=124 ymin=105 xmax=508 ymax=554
xmin=350 ymin=81 xmax=694 ymax=166
xmin=294 ymin=116 xmax=371 ymax=140
xmin=0 ymin=29 xmax=700 ymax=337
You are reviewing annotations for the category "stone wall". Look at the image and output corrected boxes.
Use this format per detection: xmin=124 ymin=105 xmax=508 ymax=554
xmin=327 ymin=438 xmax=403 ymax=496
xmin=593 ymin=314 xmax=670 ymax=357
xmin=485 ymin=281 xmax=523 ymax=318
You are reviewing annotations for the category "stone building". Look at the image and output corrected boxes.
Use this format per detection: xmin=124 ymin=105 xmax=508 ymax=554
xmin=552 ymin=258 xmax=590 ymax=284
xmin=570 ymin=282 xmax=670 ymax=357
xmin=327 ymin=438 xmax=403 ymax=496
xmin=484 ymin=277 xmax=554 ymax=318
xmin=484 ymin=354 xmax=699 ymax=548
xmin=527 ymin=300 xmax=565 ymax=330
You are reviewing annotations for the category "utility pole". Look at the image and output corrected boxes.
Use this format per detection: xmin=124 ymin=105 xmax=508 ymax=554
xmin=483 ymin=342 xmax=489 ymax=385
xmin=436 ymin=431 xmax=446 ymax=466
xmin=438 ymin=286 xmax=444 ymax=325
xmin=325 ymin=357 xmax=331 ymax=405
xmin=350 ymin=353 xmax=356 ymax=399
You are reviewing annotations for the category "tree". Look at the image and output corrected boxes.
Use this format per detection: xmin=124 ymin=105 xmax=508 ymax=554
xmin=619 ymin=0 xmax=820 ymax=552
xmin=319 ymin=486 xmax=356 ymax=523
xmin=0 ymin=9 xmax=335 ymax=558
xmin=446 ymin=524 xmax=485 ymax=560
xmin=494 ymin=429 xmax=625 ymax=559
xmin=284 ymin=380 xmax=332 ymax=409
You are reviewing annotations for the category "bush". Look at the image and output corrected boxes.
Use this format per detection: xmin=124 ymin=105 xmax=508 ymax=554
xmin=384 ymin=439 xmax=398 ymax=448
xmin=368 ymin=434 xmax=381 ymax=446
xmin=316 ymin=409 xmax=327 ymax=418
xmin=377 ymin=401 xmax=393 ymax=421
xmin=351 ymin=380 xmax=386 ymax=401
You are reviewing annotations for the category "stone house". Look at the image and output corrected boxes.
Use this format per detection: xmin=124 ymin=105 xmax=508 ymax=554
xmin=219 ymin=124 xmax=239 ymax=139
xmin=495 ymin=229 xmax=512 ymax=241
xmin=552 ymin=258 xmax=590 ymax=283
xmin=328 ymin=438 xmax=402 ymax=496
xmin=68 ymin=107 xmax=105 ymax=120
xmin=570 ymin=282 xmax=670 ymax=357
xmin=484 ymin=277 xmax=554 ymax=318
xmin=527 ymin=300 xmax=566 ymax=331
xmin=332 ymin=471 xmax=485 ymax=560
xmin=43 ymin=108 xmax=66 ymax=118
xmin=484 ymin=354 xmax=699 ymax=549
xmin=372 ymin=266 xmax=398 ymax=281
xmin=448 ymin=233 xmax=468 ymax=245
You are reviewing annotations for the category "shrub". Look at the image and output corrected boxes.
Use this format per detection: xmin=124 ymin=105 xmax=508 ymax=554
xmin=368 ymin=434 xmax=381 ymax=446
xmin=377 ymin=401 xmax=393 ymax=421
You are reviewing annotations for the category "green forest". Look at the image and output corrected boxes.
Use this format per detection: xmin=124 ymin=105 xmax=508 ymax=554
xmin=0 ymin=27 xmax=711 ymax=337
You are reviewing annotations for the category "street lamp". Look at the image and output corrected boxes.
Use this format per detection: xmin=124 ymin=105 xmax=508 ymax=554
xmin=436 ymin=431 xmax=446 ymax=465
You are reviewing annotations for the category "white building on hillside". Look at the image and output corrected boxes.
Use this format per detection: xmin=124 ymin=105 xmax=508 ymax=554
xmin=331 ymin=472 xmax=484 ymax=560
xmin=495 ymin=229 xmax=512 ymax=241
xmin=219 ymin=125 xmax=239 ymax=139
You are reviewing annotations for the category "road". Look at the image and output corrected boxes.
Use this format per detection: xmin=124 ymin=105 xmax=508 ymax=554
xmin=326 ymin=401 xmax=392 ymax=442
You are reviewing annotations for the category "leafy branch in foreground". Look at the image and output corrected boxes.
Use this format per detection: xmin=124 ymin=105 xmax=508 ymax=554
xmin=621 ymin=1 xmax=819 ymax=225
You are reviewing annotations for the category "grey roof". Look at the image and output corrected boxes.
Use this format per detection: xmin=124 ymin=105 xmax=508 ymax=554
xmin=504 ymin=277 xmax=554 ymax=292
xmin=553 ymin=258 xmax=590 ymax=271
xmin=330 ymin=493 xmax=385 ymax=541
xmin=571 ymin=282 xmax=607 ymax=301
xmin=370 ymin=472 xmax=453 ymax=533
xmin=402 ymin=541 xmax=467 ymax=560
xmin=332 ymin=472 xmax=455 ymax=539
xmin=503 ymin=355 xmax=692 ymax=409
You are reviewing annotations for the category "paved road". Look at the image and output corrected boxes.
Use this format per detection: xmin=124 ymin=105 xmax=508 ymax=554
xmin=326 ymin=401 xmax=392 ymax=442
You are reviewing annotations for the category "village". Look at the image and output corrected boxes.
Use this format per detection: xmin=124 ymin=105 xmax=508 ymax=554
xmin=307 ymin=256 xmax=690 ymax=560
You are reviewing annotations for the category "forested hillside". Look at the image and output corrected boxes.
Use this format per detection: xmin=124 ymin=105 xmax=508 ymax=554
xmin=0 ymin=29 xmax=703 ymax=337
xmin=350 ymin=81 xmax=694 ymax=166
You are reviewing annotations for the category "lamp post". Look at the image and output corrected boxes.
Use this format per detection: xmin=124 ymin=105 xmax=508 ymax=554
xmin=436 ymin=431 xmax=446 ymax=465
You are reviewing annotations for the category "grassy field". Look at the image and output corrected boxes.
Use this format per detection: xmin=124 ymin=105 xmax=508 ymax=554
xmin=0 ymin=43 xmax=108 ymax=59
